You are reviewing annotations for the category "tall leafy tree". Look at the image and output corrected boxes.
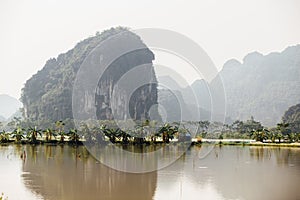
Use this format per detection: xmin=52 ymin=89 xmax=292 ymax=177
xmin=68 ymin=129 xmax=80 ymax=144
xmin=11 ymin=127 xmax=25 ymax=142
xmin=27 ymin=126 xmax=42 ymax=143
xmin=158 ymin=123 xmax=178 ymax=143
xmin=249 ymin=128 xmax=269 ymax=142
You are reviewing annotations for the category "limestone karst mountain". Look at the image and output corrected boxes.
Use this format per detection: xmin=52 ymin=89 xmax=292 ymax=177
xmin=21 ymin=27 xmax=158 ymax=123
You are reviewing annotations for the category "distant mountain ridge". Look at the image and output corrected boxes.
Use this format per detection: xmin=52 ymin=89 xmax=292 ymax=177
xmin=158 ymin=44 xmax=300 ymax=126
xmin=0 ymin=94 xmax=22 ymax=120
xmin=157 ymin=76 xmax=212 ymax=122
xmin=19 ymin=25 xmax=299 ymax=127
xmin=214 ymin=44 xmax=300 ymax=126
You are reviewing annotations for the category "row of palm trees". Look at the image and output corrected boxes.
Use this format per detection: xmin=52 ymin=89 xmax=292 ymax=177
xmin=83 ymin=123 xmax=182 ymax=145
xmin=0 ymin=126 xmax=79 ymax=144
xmin=1 ymin=120 xmax=299 ymax=145
xmin=0 ymin=121 xmax=185 ymax=145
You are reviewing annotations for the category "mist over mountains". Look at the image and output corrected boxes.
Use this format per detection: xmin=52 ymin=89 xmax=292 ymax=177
xmin=159 ymin=44 xmax=300 ymax=126
xmin=12 ymin=24 xmax=300 ymax=127
xmin=0 ymin=94 xmax=22 ymax=121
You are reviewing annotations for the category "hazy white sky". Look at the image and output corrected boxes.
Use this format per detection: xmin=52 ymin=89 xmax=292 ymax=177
xmin=0 ymin=0 xmax=300 ymax=99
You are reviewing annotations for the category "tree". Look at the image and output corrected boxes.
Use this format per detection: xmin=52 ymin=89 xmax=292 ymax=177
xmin=277 ymin=122 xmax=292 ymax=142
xmin=100 ymin=125 xmax=118 ymax=143
xmin=232 ymin=117 xmax=263 ymax=134
xmin=250 ymin=128 xmax=269 ymax=142
xmin=0 ymin=130 xmax=10 ymax=143
xmin=232 ymin=120 xmax=244 ymax=133
xmin=27 ymin=126 xmax=42 ymax=143
xmin=55 ymin=121 xmax=66 ymax=142
xmin=68 ymin=129 xmax=80 ymax=144
xmin=268 ymin=129 xmax=277 ymax=143
xmin=277 ymin=122 xmax=290 ymax=135
xmin=11 ymin=127 xmax=25 ymax=142
xmin=158 ymin=123 xmax=178 ymax=143
xmin=197 ymin=121 xmax=210 ymax=138
xmin=44 ymin=128 xmax=55 ymax=141
xmin=115 ymin=128 xmax=131 ymax=144
xmin=286 ymin=133 xmax=296 ymax=143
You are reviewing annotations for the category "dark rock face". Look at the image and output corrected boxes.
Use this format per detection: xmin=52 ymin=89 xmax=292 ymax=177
xmin=282 ymin=103 xmax=300 ymax=133
xmin=95 ymin=48 xmax=158 ymax=121
xmin=21 ymin=27 xmax=158 ymax=123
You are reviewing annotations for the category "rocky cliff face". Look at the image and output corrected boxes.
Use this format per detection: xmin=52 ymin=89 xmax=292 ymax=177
xmin=21 ymin=27 xmax=158 ymax=123
xmin=95 ymin=48 xmax=157 ymax=120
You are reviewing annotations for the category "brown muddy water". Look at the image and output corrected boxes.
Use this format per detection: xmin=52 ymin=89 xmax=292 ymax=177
xmin=0 ymin=144 xmax=299 ymax=200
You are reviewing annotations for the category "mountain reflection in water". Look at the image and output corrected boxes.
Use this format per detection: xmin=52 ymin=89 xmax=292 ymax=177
xmin=22 ymin=145 xmax=157 ymax=200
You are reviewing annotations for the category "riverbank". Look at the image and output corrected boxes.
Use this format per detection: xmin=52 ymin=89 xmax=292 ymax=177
xmin=192 ymin=139 xmax=300 ymax=148
xmin=1 ymin=138 xmax=300 ymax=148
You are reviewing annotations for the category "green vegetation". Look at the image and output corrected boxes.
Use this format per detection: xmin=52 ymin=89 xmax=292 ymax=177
xmin=0 ymin=120 xmax=186 ymax=145
xmin=1 ymin=117 xmax=299 ymax=146
xmin=1 ymin=103 xmax=300 ymax=145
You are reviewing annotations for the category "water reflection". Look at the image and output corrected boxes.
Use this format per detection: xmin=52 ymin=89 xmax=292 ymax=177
xmin=0 ymin=144 xmax=300 ymax=200
xmin=22 ymin=145 xmax=157 ymax=200
xmin=0 ymin=145 xmax=43 ymax=200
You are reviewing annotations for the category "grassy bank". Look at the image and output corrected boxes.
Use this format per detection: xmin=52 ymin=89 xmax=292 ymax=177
xmin=193 ymin=140 xmax=300 ymax=148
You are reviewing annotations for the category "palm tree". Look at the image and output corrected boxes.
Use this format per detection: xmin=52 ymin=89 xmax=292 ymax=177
xmin=100 ymin=125 xmax=117 ymax=143
xmin=58 ymin=130 xmax=66 ymax=142
xmin=287 ymin=133 xmax=296 ymax=143
xmin=27 ymin=126 xmax=42 ymax=143
xmin=277 ymin=122 xmax=291 ymax=143
xmin=43 ymin=128 xmax=55 ymax=141
xmin=249 ymin=128 xmax=269 ymax=142
xmin=268 ymin=129 xmax=277 ymax=143
xmin=158 ymin=123 xmax=178 ymax=143
xmin=11 ymin=126 xmax=25 ymax=142
xmin=68 ymin=129 xmax=80 ymax=144
xmin=0 ymin=130 xmax=10 ymax=143
xmin=276 ymin=132 xmax=283 ymax=143
xmin=116 ymin=128 xmax=131 ymax=144
xmin=55 ymin=121 xmax=65 ymax=142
